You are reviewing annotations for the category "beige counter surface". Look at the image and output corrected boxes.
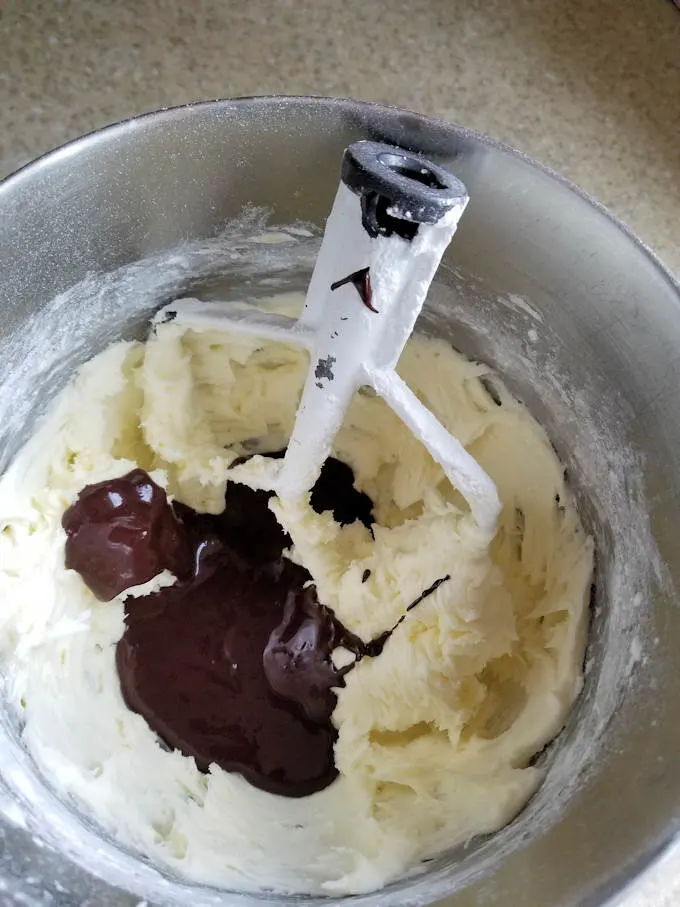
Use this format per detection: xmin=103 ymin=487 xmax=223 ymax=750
xmin=1 ymin=2 xmax=680 ymax=906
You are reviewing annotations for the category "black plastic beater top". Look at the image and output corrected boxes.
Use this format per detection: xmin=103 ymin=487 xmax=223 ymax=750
xmin=341 ymin=140 xmax=468 ymax=240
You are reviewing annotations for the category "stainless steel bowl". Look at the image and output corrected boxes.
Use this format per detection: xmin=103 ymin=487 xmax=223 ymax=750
xmin=0 ymin=97 xmax=679 ymax=907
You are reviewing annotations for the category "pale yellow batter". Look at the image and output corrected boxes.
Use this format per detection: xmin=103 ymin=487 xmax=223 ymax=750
xmin=0 ymin=294 xmax=593 ymax=894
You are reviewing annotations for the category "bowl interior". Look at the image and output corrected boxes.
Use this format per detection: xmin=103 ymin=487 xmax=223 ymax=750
xmin=0 ymin=98 xmax=679 ymax=907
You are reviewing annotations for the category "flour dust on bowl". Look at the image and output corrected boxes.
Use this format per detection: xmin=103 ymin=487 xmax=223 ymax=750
xmin=0 ymin=98 xmax=677 ymax=907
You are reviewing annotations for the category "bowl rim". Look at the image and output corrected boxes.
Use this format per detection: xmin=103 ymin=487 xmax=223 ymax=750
xmin=1 ymin=94 xmax=678 ymax=302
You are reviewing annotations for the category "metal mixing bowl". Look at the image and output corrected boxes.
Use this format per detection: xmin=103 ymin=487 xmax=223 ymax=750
xmin=0 ymin=97 xmax=679 ymax=907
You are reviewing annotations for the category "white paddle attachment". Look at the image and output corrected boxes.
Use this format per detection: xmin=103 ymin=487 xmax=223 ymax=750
xmin=155 ymin=141 xmax=500 ymax=536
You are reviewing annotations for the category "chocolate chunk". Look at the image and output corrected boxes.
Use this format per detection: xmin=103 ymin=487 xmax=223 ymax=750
xmin=62 ymin=469 xmax=193 ymax=601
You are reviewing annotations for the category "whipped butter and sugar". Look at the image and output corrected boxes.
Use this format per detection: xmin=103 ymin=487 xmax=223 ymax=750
xmin=0 ymin=294 xmax=593 ymax=894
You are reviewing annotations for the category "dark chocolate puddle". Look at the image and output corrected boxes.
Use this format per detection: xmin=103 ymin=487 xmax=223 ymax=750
xmin=62 ymin=455 xmax=449 ymax=797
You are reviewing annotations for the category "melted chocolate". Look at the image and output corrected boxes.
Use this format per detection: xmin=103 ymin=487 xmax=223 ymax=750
xmin=361 ymin=573 xmax=452 ymax=659
xmin=330 ymin=266 xmax=377 ymax=313
xmin=263 ymin=585 xmax=360 ymax=725
xmin=63 ymin=456 xmax=448 ymax=798
xmin=63 ymin=459 xmax=372 ymax=797
xmin=310 ymin=456 xmax=374 ymax=530
xmin=116 ymin=543 xmax=338 ymax=797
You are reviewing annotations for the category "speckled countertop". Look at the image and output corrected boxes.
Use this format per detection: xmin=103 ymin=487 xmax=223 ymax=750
xmin=1 ymin=2 xmax=680 ymax=906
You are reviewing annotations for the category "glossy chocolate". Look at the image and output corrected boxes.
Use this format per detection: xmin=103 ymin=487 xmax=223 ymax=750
xmin=330 ymin=266 xmax=377 ymax=313
xmin=62 ymin=469 xmax=193 ymax=601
